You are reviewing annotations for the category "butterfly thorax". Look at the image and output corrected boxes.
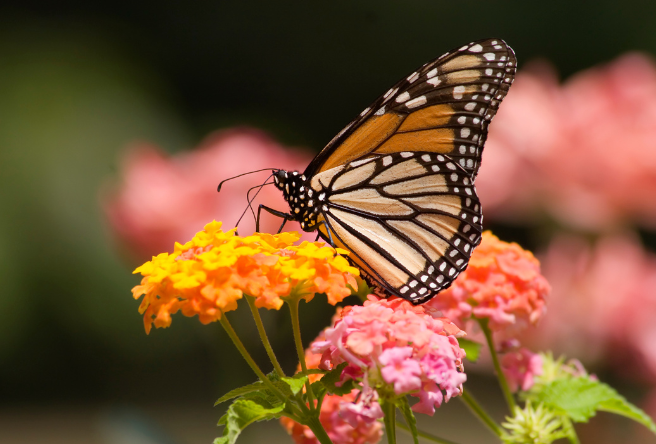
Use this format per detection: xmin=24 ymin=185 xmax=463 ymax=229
xmin=273 ymin=170 xmax=320 ymax=232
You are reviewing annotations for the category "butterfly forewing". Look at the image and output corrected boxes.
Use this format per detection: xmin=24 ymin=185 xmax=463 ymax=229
xmin=305 ymin=39 xmax=516 ymax=180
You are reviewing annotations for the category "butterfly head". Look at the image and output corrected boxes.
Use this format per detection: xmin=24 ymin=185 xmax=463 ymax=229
xmin=273 ymin=170 xmax=306 ymax=201
xmin=272 ymin=170 xmax=287 ymax=192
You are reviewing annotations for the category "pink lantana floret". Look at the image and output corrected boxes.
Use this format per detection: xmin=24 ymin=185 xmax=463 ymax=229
xmin=339 ymin=386 xmax=384 ymax=427
xmin=379 ymin=347 xmax=422 ymax=394
xmin=501 ymin=348 xmax=543 ymax=392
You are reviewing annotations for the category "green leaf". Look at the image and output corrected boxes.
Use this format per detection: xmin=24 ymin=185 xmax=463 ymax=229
xmin=320 ymin=362 xmax=356 ymax=395
xmin=396 ymin=397 xmax=419 ymax=444
xmin=281 ymin=375 xmax=308 ymax=395
xmin=599 ymin=397 xmax=656 ymax=434
xmin=530 ymin=376 xmax=656 ymax=434
xmin=458 ymin=338 xmax=482 ymax=362
xmin=215 ymin=398 xmax=285 ymax=444
xmin=215 ymin=381 xmax=265 ymax=406
xmin=311 ymin=380 xmax=328 ymax=400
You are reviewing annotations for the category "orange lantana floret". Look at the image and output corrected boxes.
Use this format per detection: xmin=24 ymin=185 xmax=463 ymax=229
xmin=132 ymin=221 xmax=359 ymax=333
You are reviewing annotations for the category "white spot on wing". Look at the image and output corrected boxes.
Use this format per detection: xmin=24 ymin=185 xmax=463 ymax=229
xmin=483 ymin=53 xmax=495 ymax=61
xmin=406 ymin=96 xmax=427 ymax=109
xmin=453 ymin=85 xmax=465 ymax=100
xmin=426 ymin=68 xmax=438 ymax=78
xmin=350 ymin=157 xmax=376 ymax=167
xmin=374 ymin=106 xmax=386 ymax=116
xmin=427 ymin=77 xmax=441 ymax=87
xmin=469 ymin=44 xmax=483 ymax=52
xmin=407 ymin=72 xmax=420 ymax=83
xmin=395 ymin=92 xmax=410 ymax=103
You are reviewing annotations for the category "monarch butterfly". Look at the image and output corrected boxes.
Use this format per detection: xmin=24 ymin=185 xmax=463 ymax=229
xmin=258 ymin=39 xmax=516 ymax=304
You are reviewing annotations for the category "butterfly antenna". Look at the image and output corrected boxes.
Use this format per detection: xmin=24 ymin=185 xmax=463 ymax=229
xmin=246 ymin=179 xmax=275 ymax=223
xmin=234 ymin=175 xmax=274 ymax=231
xmin=217 ymin=168 xmax=277 ymax=192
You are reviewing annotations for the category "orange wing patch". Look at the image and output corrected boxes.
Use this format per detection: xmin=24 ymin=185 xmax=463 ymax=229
xmin=374 ymin=128 xmax=454 ymax=155
xmin=445 ymin=69 xmax=482 ymax=84
xmin=441 ymin=54 xmax=481 ymax=71
xmin=397 ymin=104 xmax=455 ymax=132
xmin=318 ymin=112 xmax=404 ymax=173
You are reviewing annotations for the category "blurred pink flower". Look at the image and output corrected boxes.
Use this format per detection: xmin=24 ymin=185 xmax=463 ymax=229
xmin=530 ymin=234 xmax=656 ymax=381
xmin=104 ymin=128 xmax=313 ymax=260
xmin=479 ymin=53 xmax=656 ymax=230
xmin=501 ymin=348 xmax=542 ymax=392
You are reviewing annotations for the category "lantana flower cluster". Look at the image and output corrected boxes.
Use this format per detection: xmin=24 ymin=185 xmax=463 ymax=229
xmin=132 ymin=220 xmax=359 ymax=333
xmin=312 ymin=296 xmax=467 ymax=416
xmin=427 ymin=231 xmax=550 ymax=336
xmin=281 ymin=328 xmax=383 ymax=444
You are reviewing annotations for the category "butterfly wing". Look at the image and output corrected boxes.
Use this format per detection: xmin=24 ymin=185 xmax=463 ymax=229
xmin=308 ymin=38 xmax=516 ymax=303
xmin=314 ymin=152 xmax=481 ymax=304
xmin=305 ymin=38 xmax=516 ymax=181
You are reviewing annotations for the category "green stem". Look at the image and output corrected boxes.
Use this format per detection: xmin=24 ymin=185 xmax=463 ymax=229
xmin=397 ymin=422 xmax=460 ymax=444
xmin=305 ymin=415 xmax=334 ymax=444
xmin=218 ymin=314 xmax=288 ymax=402
xmin=479 ymin=319 xmax=517 ymax=412
xmin=459 ymin=390 xmax=503 ymax=437
xmin=382 ymin=400 xmax=397 ymax=444
xmin=287 ymin=296 xmax=317 ymax=411
xmin=246 ymin=295 xmax=285 ymax=377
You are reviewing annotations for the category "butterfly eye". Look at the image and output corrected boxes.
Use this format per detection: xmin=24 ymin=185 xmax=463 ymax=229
xmin=273 ymin=170 xmax=286 ymax=187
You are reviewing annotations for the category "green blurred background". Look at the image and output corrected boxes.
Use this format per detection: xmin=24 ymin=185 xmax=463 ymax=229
xmin=2 ymin=1 xmax=656 ymax=443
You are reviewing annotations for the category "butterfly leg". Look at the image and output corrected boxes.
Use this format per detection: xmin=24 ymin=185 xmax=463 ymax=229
xmin=314 ymin=220 xmax=336 ymax=248
xmin=256 ymin=204 xmax=291 ymax=233
xmin=276 ymin=217 xmax=289 ymax=234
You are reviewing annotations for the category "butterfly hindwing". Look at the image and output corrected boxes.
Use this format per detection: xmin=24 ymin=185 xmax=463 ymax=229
xmin=305 ymin=38 xmax=516 ymax=181
xmin=315 ymin=152 xmax=483 ymax=303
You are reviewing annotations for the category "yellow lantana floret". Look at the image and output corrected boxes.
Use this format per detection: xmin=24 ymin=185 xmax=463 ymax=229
xmin=132 ymin=221 xmax=359 ymax=334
